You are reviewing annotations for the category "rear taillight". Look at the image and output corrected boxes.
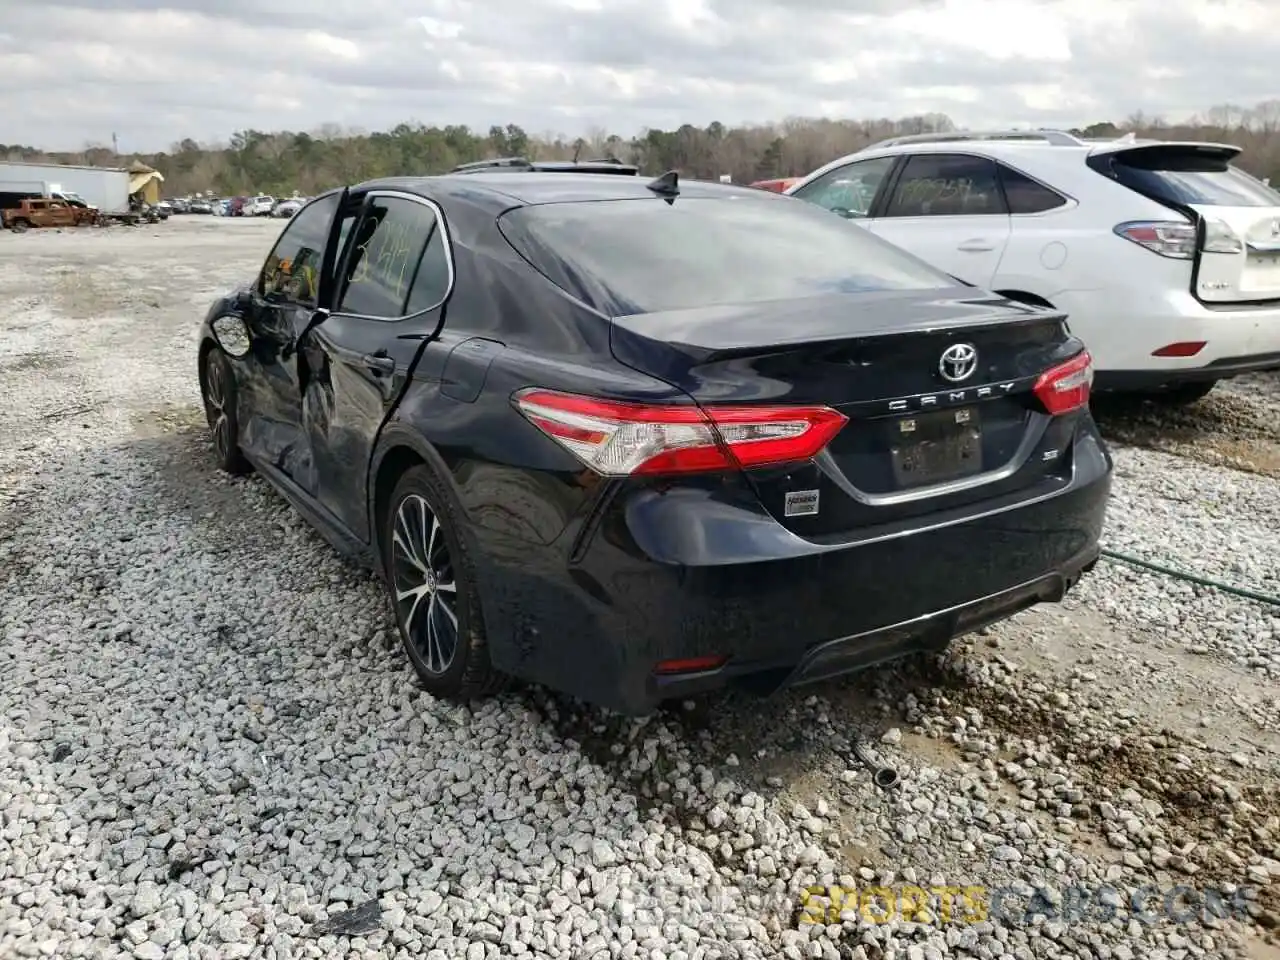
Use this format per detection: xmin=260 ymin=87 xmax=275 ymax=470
xmin=512 ymin=388 xmax=848 ymax=476
xmin=1201 ymin=218 xmax=1243 ymax=254
xmin=1115 ymin=218 xmax=1244 ymax=258
xmin=1033 ymin=351 xmax=1093 ymax=415
xmin=1114 ymin=221 xmax=1196 ymax=259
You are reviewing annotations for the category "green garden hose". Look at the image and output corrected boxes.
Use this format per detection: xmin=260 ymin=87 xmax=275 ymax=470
xmin=1100 ymin=548 xmax=1280 ymax=608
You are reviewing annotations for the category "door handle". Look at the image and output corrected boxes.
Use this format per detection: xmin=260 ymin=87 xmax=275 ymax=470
xmin=362 ymin=353 xmax=396 ymax=376
xmin=957 ymin=239 xmax=996 ymax=252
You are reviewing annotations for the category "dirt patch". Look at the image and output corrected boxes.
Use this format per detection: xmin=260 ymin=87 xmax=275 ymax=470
xmin=913 ymin=652 xmax=1280 ymax=925
xmin=988 ymin=605 xmax=1280 ymax=749
xmin=0 ymin=351 xmax=73 ymax=373
xmin=1247 ymin=931 xmax=1280 ymax=959
xmin=1094 ymin=391 xmax=1280 ymax=479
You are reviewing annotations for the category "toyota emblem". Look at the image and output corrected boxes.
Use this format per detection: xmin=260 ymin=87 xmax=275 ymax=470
xmin=939 ymin=343 xmax=979 ymax=382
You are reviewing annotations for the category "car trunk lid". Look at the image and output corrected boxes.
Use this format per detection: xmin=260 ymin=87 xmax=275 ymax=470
xmin=1089 ymin=140 xmax=1280 ymax=303
xmin=609 ymin=290 xmax=1086 ymax=537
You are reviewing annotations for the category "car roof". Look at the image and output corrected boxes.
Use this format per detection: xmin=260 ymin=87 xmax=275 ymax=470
xmin=351 ymin=172 xmax=772 ymax=211
xmin=789 ymin=133 xmax=1248 ymax=196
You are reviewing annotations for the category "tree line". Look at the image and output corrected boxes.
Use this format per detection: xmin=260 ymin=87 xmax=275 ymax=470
xmin=5 ymin=100 xmax=1280 ymax=198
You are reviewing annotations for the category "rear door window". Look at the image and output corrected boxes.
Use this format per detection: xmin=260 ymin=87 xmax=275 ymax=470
xmin=883 ymin=154 xmax=1006 ymax=218
xmin=498 ymin=195 xmax=958 ymax=317
xmin=404 ymin=227 xmax=452 ymax=314
xmin=997 ymin=164 xmax=1068 ymax=214
xmin=1099 ymin=147 xmax=1280 ymax=207
xmin=335 ymin=195 xmax=442 ymax=319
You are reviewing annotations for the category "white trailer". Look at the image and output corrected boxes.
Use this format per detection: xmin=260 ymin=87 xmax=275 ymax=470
xmin=0 ymin=161 xmax=131 ymax=214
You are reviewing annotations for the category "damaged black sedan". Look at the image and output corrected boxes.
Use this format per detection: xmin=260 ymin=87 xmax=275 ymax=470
xmin=196 ymin=166 xmax=1111 ymax=715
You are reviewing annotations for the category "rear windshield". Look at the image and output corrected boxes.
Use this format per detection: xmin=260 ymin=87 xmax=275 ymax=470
xmin=1107 ymin=150 xmax=1280 ymax=208
xmin=498 ymin=196 xmax=958 ymax=317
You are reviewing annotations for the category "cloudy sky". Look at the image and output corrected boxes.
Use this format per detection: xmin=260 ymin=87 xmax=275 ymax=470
xmin=1 ymin=0 xmax=1276 ymax=152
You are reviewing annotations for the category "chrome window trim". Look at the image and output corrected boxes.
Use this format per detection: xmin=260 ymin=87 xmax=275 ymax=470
xmin=874 ymin=151 xmax=1078 ymax=220
xmin=330 ymin=189 xmax=456 ymax=323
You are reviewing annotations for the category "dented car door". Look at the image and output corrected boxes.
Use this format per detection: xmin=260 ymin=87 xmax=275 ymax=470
xmin=296 ymin=191 xmax=452 ymax=541
xmin=237 ymin=191 xmax=342 ymax=494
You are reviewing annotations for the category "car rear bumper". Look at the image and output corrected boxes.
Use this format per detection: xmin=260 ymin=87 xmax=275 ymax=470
xmin=1060 ymin=287 xmax=1280 ymax=383
xmin=473 ymin=428 xmax=1112 ymax=715
xmin=652 ymin=549 xmax=1098 ymax=702
xmin=1094 ymin=350 xmax=1280 ymax=391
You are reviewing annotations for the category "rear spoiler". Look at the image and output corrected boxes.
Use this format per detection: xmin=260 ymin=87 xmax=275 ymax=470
xmin=1087 ymin=139 xmax=1242 ymax=162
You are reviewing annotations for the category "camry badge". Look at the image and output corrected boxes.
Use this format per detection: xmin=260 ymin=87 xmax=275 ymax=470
xmin=939 ymin=343 xmax=979 ymax=383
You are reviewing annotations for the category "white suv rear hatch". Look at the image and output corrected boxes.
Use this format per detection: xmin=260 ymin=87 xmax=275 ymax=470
xmin=1089 ymin=141 xmax=1280 ymax=303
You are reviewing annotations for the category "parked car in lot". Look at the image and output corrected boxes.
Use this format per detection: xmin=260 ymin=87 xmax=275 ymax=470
xmin=245 ymin=195 xmax=275 ymax=216
xmin=272 ymin=197 xmax=303 ymax=218
xmin=3 ymin=197 xmax=99 ymax=231
xmin=749 ymin=177 xmax=801 ymax=193
xmin=786 ymin=129 xmax=1280 ymax=404
xmin=196 ymin=169 xmax=1111 ymax=714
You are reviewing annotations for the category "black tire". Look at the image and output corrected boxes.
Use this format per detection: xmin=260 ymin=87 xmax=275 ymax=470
xmin=383 ymin=464 xmax=506 ymax=701
xmin=10 ymin=219 xmax=30 ymax=233
xmin=199 ymin=347 xmax=251 ymax=475
xmin=1152 ymin=380 xmax=1217 ymax=406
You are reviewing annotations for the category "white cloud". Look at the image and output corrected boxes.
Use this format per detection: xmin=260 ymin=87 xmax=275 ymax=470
xmin=304 ymin=32 xmax=361 ymax=60
xmin=0 ymin=0 xmax=1276 ymax=152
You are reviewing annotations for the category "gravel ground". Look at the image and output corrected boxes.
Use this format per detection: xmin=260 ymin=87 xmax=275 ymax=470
xmin=2 ymin=218 xmax=1279 ymax=960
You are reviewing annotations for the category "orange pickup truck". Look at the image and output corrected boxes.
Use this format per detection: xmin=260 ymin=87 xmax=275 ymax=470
xmin=2 ymin=197 xmax=100 ymax=232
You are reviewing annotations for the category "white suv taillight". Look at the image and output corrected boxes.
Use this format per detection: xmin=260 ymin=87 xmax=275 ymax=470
xmin=512 ymin=388 xmax=849 ymax=476
xmin=1113 ymin=221 xmax=1196 ymax=259
xmin=1201 ymin=217 xmax=1243 ymax=254
xmin=1115 ymin=218 xmax=1244 ymax=258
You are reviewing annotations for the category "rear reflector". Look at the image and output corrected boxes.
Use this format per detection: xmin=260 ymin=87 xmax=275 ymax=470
xmin=1033 ymin=351 xmax=1093 ymax=415
xmin=1151 ymin=341 xmax=1206 ymax=357
xmin=654 ymin=655 xmax=727 ymax=675
xmin=513 ymin=388 xmax=848 ymax=477
xmin=1114 ymin=220 xmax=1196 ymax=259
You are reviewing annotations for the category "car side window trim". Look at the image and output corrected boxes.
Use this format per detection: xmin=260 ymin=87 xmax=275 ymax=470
xmin=880 ymin=152 xmax=1009 ymax=220
xmin=867 ymin=155 xmax=906 ymax=219
xmin=993 ymin=160 xmax=1077 ymax=217
xmin=328 ymin=190 xmax=456 ymax=323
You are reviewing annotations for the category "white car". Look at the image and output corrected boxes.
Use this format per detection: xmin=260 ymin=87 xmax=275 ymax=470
xmin=786 ymin=130 xmax=1280 ymax=403
xmin=272 ymin=198 xmax=303 ymax=218
xmin=245 ymin=195 xmax=275 ymax=217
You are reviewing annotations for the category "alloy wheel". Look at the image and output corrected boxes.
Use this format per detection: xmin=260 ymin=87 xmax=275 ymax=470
xmin=203 ymin=353 xmax=231 ymax=461
xmin=391 ymin=493 xmax=459 ymax=675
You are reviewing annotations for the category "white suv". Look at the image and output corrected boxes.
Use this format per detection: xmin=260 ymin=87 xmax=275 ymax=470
xmin=246 ymin=195 xmax=275 ymax=217
xmin=785 ymin=130 xmax=1280 ymax=403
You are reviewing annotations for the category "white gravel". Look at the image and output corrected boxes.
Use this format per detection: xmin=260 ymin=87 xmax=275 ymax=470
xmin=1 ymin=220 xmax=1278 ymax=960
xmin=1082 ymin=446 xmax=1280 ymax=680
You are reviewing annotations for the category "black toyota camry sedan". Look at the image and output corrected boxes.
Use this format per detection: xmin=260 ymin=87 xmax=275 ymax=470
xmin=196 ymin=161 xmax=1112 ymax=715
